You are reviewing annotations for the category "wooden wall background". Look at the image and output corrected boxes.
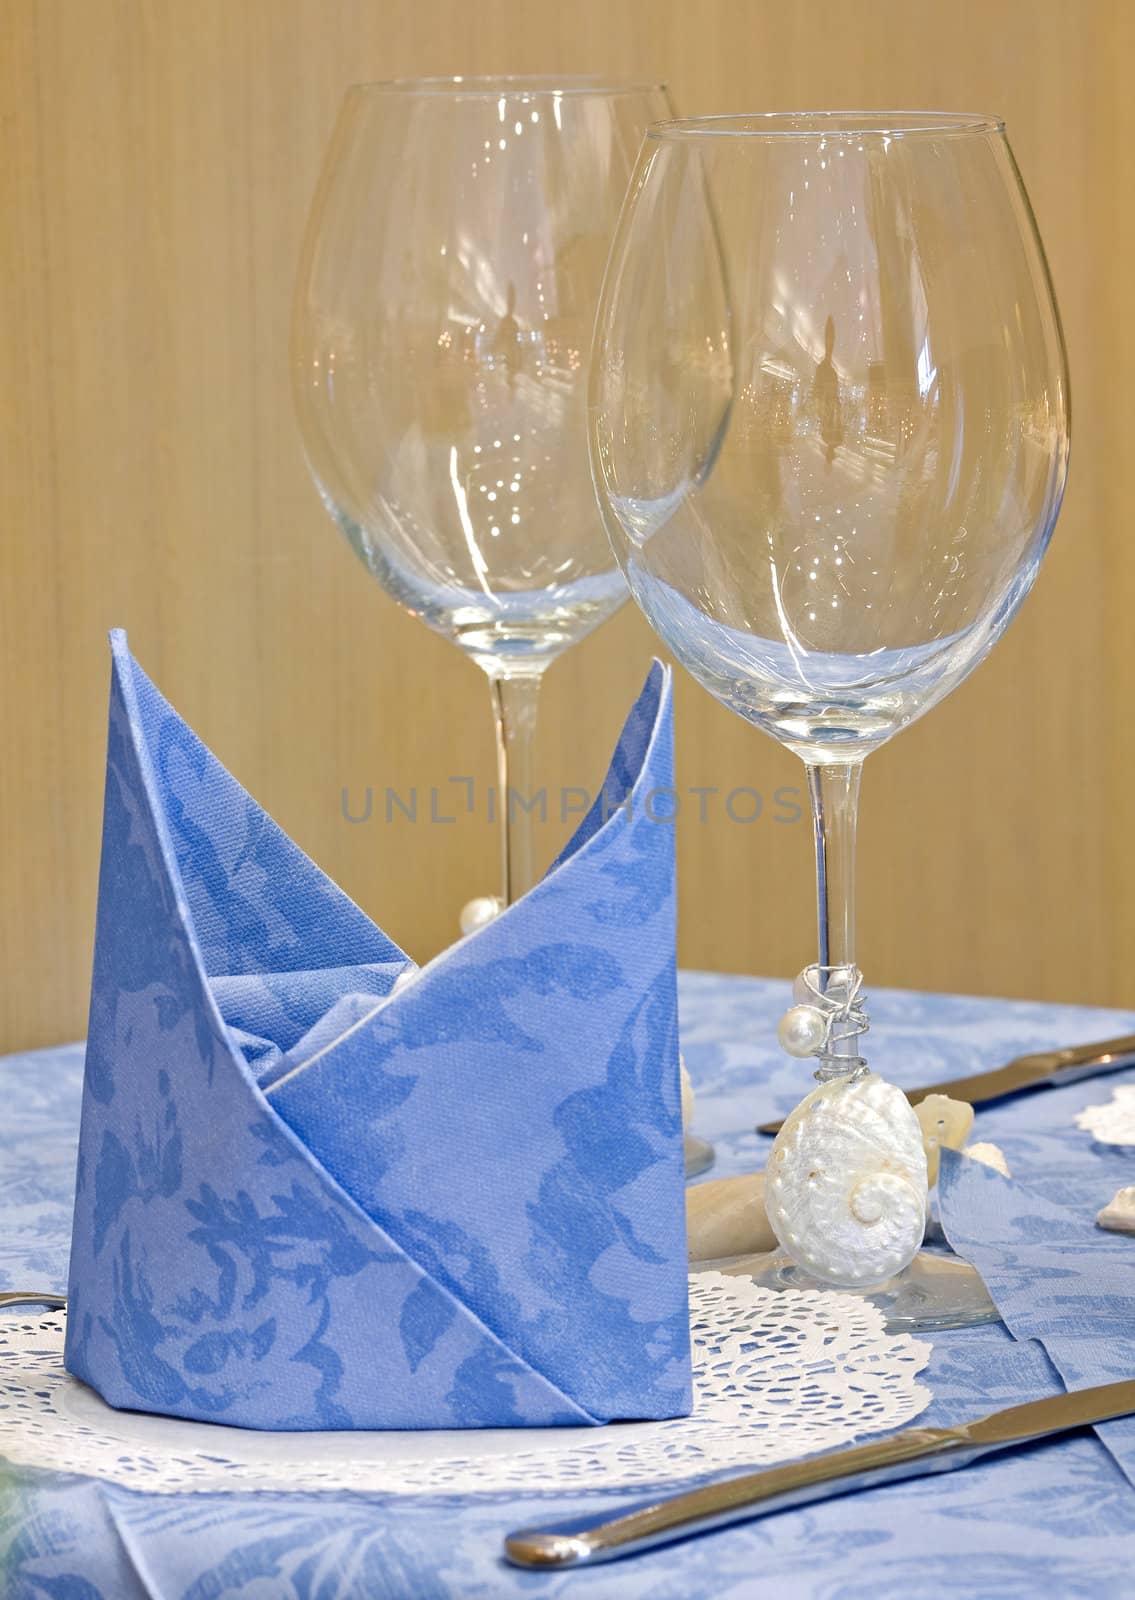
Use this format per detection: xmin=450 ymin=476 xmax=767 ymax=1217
xmin=2 ymin=0 xmax=1132 ymax=1051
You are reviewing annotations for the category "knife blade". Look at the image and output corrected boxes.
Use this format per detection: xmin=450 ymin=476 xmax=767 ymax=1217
xmin=503 ymin=1378 xmax=1135 ymax=1569
xmin=755 ymin=1032 xmax=1135 ymax=1135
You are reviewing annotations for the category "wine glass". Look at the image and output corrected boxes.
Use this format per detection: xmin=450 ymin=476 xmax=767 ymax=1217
xmin=590 ymin=112 xmax=1069 ymax=1325
xmin=292 ymin=76 xmax=672 ymax=916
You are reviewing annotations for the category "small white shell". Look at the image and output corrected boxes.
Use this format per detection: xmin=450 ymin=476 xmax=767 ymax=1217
xmin=1097 ymin=1185 xmax=1135 ymax=1235
xmin=679 ymin=1055 xmax=696 ymax=1128
xmin=962 ymin=1141 xmax=1011 ymax=1178
xmin=765 ymin=1073 xmax=928 ymax=1287
xmin=914 ymin=1093 xmax=975 ymax=1186
xmin=686 ymin=1171 xmax=776 ymax=1261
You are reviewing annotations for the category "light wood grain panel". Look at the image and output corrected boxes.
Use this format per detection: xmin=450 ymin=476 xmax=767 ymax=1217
xmin=1 ymin=0 xmax=1131 ymax=1051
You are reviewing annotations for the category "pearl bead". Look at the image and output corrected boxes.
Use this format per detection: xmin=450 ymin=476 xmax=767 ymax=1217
xmin=777 ymin=1004 xmax=827 ymax=1058
xmin=459 ymin=896 xmax=503 ymax=936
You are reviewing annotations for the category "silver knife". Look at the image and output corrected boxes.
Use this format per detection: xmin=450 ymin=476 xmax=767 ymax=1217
xmin=755 ymin=1032 xmax=1135 ymax=1135
xmin=504 ymin=1378 xmax=1135 ymax=1569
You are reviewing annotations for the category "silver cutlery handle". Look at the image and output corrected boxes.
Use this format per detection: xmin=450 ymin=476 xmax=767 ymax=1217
xmin=0 ymin=1290 xmax=67 ymax=1309
xmin=504 ymin=1428 xmax=976 ymax=1568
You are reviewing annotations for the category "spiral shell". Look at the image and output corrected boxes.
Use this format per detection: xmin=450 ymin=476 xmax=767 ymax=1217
xmin=765 ymin=1073 xmax=928 ymax=1287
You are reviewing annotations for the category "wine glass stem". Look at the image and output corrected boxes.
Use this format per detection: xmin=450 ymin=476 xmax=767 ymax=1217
xmin=806 ymin=761 xmax=863 ymax=1068
xmin=489 ymin=671 xmax=543 ymax=907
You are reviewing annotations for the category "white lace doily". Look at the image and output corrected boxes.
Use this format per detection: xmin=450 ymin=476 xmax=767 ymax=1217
xmin=1077 ymin=1085 xmax=1135 ymax=1146
xmin=0 ymin=1273 xmax=931 ymax=1497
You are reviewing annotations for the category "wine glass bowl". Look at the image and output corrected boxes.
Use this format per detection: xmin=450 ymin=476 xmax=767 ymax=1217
xmin=590 ymin=112 xmax=1069 ymax=764
xmin=293 ymin=76 xmax=672 ymax=678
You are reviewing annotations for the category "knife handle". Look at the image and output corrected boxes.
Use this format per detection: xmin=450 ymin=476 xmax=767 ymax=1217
xmin=0 ymin=1291 xmax=67 ymax=1309
xmin=1048 ymin=1036 xmax=1135 ymax=1084
xmin=504 ymin=1426 xmax=977 ymax=1569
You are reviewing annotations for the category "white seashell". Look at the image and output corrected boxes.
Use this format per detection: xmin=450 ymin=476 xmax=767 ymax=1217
xmin=914 ymin=1094 xmax=975 ymax=1186
xmin=764 ymin=1072 xmax=928 ymax=1287
xmin=961 ymin=1141 xmax=1011 ymax=1178
xmin=679 ymin=1055 xmax=696 ymax=1129
xmin=1076 ymin=1085 xmax=1135 ymax=1146
xmin=1096 ymin=1186 xmax=1135 ymax=1235
xmin=686 ymin=1171 xmax=776 ymax=1261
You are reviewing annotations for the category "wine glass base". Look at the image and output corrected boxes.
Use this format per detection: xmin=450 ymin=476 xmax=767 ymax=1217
xmin=683 ymin=1133 xmax=716 ymax=1180
xmin=700 ymin=1248 xmax=999 ymax=1332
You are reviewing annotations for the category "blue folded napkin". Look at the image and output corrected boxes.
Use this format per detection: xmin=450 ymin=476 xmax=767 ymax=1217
xmin=64 ymin=632 xmax=691 ymax=1431
xmin=939 ymin=1149 xmax=1135 ymax=1484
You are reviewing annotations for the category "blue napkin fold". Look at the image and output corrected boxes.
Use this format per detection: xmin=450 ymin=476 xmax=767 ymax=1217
xmin=940 ymin=1148 xmax=1135 ymax=1484
xmin=64 ymin=632 xmax=691 ymax=1431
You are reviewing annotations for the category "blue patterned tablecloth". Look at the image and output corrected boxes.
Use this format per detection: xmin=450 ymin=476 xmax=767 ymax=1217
xmin=4 ymin=972 xmax=1135 ymax=1599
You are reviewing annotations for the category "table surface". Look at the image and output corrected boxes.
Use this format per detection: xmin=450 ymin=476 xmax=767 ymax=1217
xmin=4 ymin=971 xmax=1135 ymax=1599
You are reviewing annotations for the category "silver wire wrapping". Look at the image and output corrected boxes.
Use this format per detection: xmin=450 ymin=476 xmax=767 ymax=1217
xmin=794 ymin=964 xmax=870 ymax=1082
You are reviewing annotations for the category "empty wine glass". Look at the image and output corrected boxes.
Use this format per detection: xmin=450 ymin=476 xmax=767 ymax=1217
xmin=292 ymin=76 xmax=672 ymax=914
xmin=590 ymin=112 xmax=1069 ymax=1324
